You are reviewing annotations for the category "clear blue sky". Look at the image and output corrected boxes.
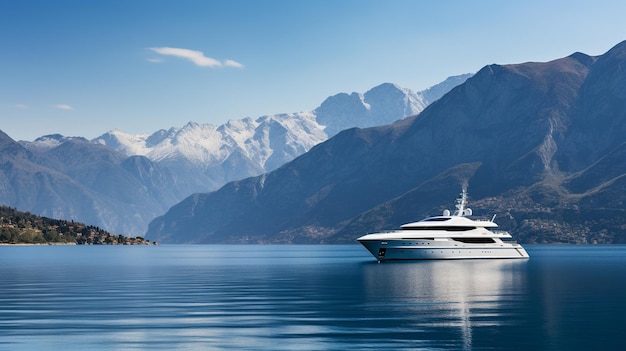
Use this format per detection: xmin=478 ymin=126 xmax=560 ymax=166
xmin=2 ymin=0 xmax=625 ymax=141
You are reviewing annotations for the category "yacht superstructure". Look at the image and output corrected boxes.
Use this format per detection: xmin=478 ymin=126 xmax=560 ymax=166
xmin=357 ymin=189 xmax=529 ymax=261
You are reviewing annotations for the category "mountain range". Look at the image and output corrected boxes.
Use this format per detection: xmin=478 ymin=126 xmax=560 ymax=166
xmin=91 ymin=76 xmax=470 ymax=191
xmin=0 ymin=75 xmax=470 ymax=236
xmin=145 ymin=41 xmax=626 ymax=245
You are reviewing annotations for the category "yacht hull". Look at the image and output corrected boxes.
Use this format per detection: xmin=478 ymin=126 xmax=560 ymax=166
xmin=358 ymin=239 xmax=529 ymax=261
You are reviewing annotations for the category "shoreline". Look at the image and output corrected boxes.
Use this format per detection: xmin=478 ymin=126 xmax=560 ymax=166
xmin=0 ymin=242 xmax=158 ymax=246
xmin=0 ymin=242 xmax=77 ymax=246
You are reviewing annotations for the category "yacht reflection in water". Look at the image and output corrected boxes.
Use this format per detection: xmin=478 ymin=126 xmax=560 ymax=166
xmin=363 ymin=259 xmax=526 ymax=350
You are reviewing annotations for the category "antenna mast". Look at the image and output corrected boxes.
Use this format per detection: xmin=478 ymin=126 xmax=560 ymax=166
xmin=454 ymin=188 xmax=468 ymax=216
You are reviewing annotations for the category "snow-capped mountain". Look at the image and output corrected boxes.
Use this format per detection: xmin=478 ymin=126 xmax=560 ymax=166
xmin=24 ymin=134 xmax=88 ymax=151
xmin=92 ymin=112 xmax=326 ymax=192
xmin=96 ymin=113 xmax=324 ymax=167
xmin=12 ymin=75 xmax=471 ymax=236
xmin=146 ymin=43 xmax=626 ymax=245
xmin=315 ymin=83 xmax=428 ymax=137
xmin=92 ymin=77 xmax=471 ymax=193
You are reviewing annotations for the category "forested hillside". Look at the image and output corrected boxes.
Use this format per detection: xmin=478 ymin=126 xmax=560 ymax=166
xmin=0 ymin=206 xmax=155 ymax=245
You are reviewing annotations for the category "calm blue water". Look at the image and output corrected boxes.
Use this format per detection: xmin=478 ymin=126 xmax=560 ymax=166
xmin=0 ymin=245 xmax=625 ymax=350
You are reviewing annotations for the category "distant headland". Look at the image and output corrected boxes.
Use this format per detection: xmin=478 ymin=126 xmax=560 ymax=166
xmin=0 ymin=206 xmax=156 ymax=245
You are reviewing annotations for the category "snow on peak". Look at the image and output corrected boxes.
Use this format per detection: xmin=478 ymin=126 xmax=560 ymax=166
xmin=21 ymin=134 xmax=87 ymax=151
xmin=93 ymin=111 xmax=327 ymax=169
xmin=94 ymin=129 xmax=150 ymax=156
xmin=91 ymin=78 xmax=470 ymax=188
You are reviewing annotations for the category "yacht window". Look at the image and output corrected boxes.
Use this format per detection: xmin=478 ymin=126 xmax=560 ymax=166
xmin=446 ymin=226 xmax=477 ymax=231
xmin=422 ymin=217 xmax=451 ymax=222
xmin=402 ymin=226 xmax=476 ymax=231
xmin=453 ymin=237 xmax=496 ymax=244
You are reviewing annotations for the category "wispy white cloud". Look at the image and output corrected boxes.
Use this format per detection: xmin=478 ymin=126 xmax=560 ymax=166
xmin=54 ymin=104 xmax=74 ymax=110
xmin=15 ymin=104 xmax=29 ymax=109
xmin=146 ymin=57 xmax=163 ymax=63
xmin=149 ymin=47 xmax=244 ymax=68
xmin=224 ymin=59 xmax=244 ymax=68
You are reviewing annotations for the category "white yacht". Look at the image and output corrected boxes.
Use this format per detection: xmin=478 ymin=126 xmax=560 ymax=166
xmin=357 ymin=189 xmax=529 ymax=261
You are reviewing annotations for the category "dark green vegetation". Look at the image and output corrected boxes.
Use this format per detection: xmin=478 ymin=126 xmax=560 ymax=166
xmin=0 ymin=206 xmax=154 ymax=245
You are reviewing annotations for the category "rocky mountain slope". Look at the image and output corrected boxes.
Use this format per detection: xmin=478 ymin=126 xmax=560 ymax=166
xmin=0 ymin=133 xmax=185 ymax=235
xmin=145 ymin=42 xmax=626 ymax=244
